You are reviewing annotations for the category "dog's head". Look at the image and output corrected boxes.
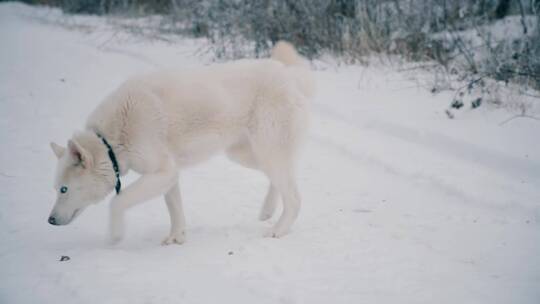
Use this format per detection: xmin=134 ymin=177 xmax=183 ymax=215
xmin=48 ymin=133 xmax=114 ymax=225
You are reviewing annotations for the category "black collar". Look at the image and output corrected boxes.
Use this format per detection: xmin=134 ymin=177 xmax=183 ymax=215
xmin=96 ymin=133 xmax=121 ymax=194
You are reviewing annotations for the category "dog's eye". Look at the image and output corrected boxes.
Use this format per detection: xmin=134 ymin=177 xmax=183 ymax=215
xmin=60 ymin=186 xmax=68 ymax=194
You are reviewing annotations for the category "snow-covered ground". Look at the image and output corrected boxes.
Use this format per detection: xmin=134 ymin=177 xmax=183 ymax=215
xmin=1 ymin=3 xmax=539 ymax=304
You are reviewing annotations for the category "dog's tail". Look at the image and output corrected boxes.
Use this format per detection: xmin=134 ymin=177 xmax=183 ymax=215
xmin=271 ymin=41 xmax=315 ymax=99
xmin=271 ymin=41 xmax=307 ymax=67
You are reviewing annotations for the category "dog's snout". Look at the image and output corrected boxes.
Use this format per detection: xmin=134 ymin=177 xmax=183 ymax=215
xmin=48 ymin=216 xmax=58 ymax=225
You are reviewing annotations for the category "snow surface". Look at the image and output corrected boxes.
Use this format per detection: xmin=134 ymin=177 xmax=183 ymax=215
xmin=1 ymin=3 xmax=539 ymax=304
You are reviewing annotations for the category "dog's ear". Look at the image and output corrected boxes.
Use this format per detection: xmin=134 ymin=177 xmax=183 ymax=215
xmin=68 ymin=139 xmax=93 ymax=169
xmin=50 ymin=142 xmax=66 ymax=159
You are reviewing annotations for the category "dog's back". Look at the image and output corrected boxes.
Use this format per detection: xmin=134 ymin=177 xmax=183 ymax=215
xmin=87 ymin=42 xmax=313 ymax=167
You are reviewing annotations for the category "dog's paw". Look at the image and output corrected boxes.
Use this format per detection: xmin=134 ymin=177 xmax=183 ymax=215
xmin=109 ymin=211 xmax=125 ymax=244
xmin=109 ymin=233 xmax=123 ymax=245
xmin=109 ymin=224 xmax=125 ymax=243
xmin=109 ymin=221 xmax=125 ymax=244
xmin=263 ymin=228 xmax=288 ymax=238
xmin=161 ymin=232 xmax=185 ymax=246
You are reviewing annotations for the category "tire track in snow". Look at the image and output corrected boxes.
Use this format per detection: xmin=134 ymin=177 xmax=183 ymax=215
xmin=309 ymin=132 xmax=482 ymax=209
xmin=313 ymin=102 xmax=540 ymax=183
xmin=98 ymin=46 xmax=160 ymax=67
xmin=308 ymin=108 xmax=540 ymax=217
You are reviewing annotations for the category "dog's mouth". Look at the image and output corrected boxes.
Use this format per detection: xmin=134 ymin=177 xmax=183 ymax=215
xmin=69 ymin=208 xmax=83 ymax=222
xmin=49 ymin=206 xmax=87 ymax=226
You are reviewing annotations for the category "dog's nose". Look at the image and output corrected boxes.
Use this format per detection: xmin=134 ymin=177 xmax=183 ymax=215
xmin=48 ymin=216 xmax=57 ymax=225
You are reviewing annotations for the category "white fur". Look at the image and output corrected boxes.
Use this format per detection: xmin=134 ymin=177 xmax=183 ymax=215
xmin=49 ymin=41 xmax=314 ymax=244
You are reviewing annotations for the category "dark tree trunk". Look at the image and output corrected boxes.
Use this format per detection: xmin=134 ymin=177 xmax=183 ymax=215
xmin=494 ymin=0 xmax=511 ymax=19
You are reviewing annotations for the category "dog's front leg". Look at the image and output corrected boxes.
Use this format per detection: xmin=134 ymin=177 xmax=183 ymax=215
xmin=109 ymin=158 xmax=178 ymax=244
xmin=162 ymin=183 xmax=186 ymax=245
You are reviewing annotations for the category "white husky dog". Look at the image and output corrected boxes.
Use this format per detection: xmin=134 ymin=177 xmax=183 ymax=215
xmin=48 ymin=41 xmax=314 ymax=245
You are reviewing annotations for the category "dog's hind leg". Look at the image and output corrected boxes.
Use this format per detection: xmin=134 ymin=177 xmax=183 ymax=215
xmin=259 ymin=184 xmax=278 ymax=221
xmin=262 ymin=165 xmax=300 ymax=238
xmin=249 ymin=125 xmax=303 ymax=238
xmin=248 ymin=90 xmax=308 ymax=237
xmin=162 ymin=183 xmax=186 ymax=245
xmin=226 ymin=140 xmax=279 ymax=221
